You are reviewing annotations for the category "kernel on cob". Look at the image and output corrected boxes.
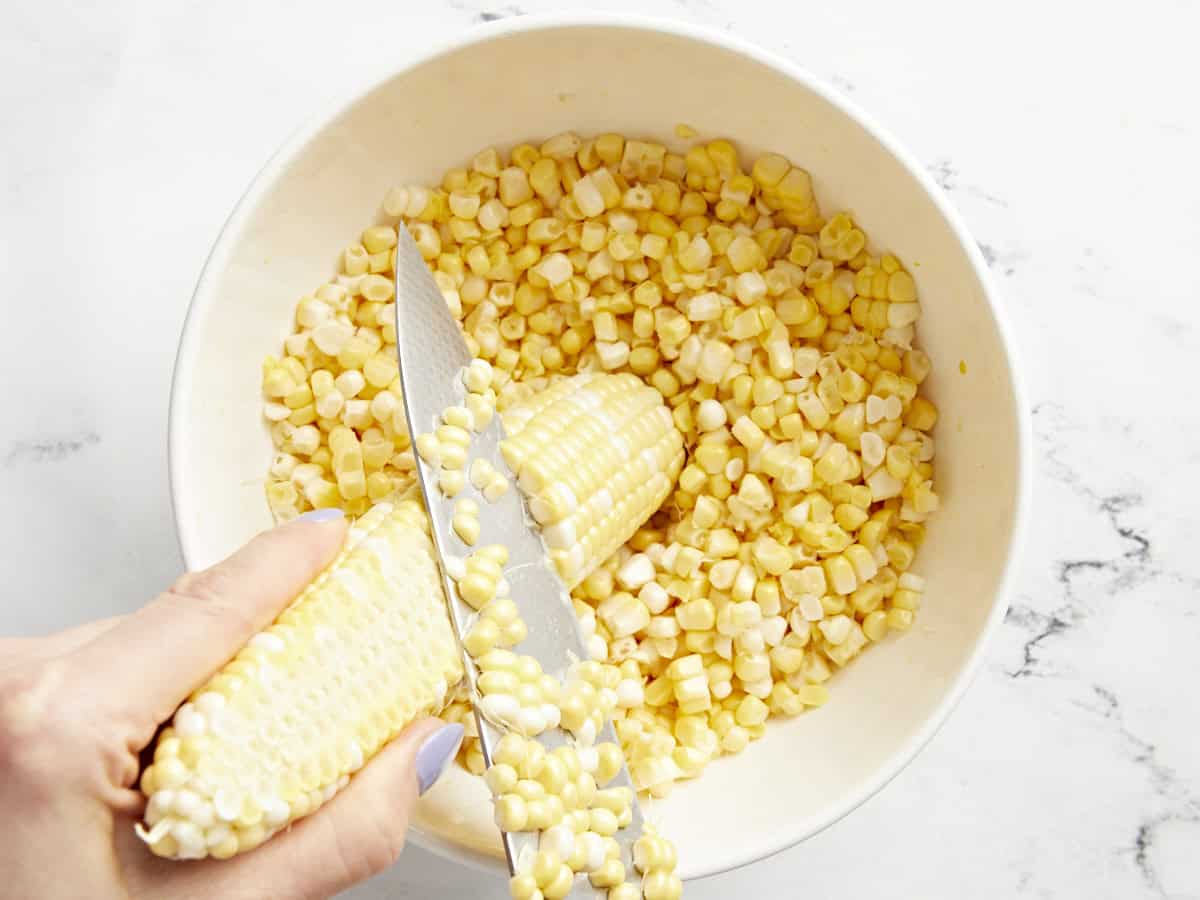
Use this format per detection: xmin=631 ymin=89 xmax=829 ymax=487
xmin=136 ymin=500 xmax=462 ymax=860
xmin=139 ymin=373 xmax=686 ymax=861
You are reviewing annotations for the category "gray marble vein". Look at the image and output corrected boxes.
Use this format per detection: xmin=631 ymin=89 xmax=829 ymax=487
xmin=5 ymin=432 xmax=101 ymax=467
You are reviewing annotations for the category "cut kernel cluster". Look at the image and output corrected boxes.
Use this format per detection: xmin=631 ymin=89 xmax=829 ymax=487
xmin=446 ymin=543 xmax=510 ymax=610
xmin=633 ymin=830 xmax=684 ymax=900
xmin=470 ymin=457 xmax=510 ymax=502
xmin=475 ymin=649 xmax=564 ymax=737
xmin=136 ymin=501 xmax=463 ymax=860
xmin=493 ymin=735 xmax=646 ymax=900
xmin=412 ymin=361 xmax=504 ymax=503
xmin=451 ymin=497 xmax=481 ymax=545
xmin=464 ymin=594 xmax=529 ymax=657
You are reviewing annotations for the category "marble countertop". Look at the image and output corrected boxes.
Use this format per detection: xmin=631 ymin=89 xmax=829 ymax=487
xmin=3 ymin=0 xmax=1198 ymax=897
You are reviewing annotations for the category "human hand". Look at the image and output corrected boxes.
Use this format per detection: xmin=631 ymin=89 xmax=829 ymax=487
xmin=0 ymin=510 xmax=464 ymax=900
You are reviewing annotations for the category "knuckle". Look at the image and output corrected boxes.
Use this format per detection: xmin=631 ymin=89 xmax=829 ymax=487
xmin=374 ymin=823 xmax=407 ymax=871
xmin=170 ymin=565 xmax=238 ymax=608
xmin=0 ymin=662 xmax=74 ymax=783
xmin=164 ymin=568 xmax=255 ymax=634
xmin=0 ymin=663 xmax=140 ymax=799
xmin=330 ymin=815 xmax=407 ymax=889
xmin=369 ymin=813 xmax=409 ymax=872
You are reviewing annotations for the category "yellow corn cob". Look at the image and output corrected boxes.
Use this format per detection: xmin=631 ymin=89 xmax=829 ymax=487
xmin=135 ymin=499 xmax=463 ymax=860
xmin=500 ymin=372 xmax=686 ymax=588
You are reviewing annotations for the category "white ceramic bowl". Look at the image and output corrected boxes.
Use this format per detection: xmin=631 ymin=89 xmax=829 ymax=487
xmin=169 ymin=13 xmax=1030 ymax=880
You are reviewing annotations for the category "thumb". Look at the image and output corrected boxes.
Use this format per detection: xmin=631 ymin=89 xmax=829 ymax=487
xmin=216 ymin=718 xmax=464 ymax=899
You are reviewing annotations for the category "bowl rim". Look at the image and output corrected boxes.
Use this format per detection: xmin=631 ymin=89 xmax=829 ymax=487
xmin=168 ymin=10 xmax=1033 ymax=881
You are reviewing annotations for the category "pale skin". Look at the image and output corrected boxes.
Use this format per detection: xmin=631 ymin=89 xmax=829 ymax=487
xmin=0 ymin=515 xmax=443 ymax=900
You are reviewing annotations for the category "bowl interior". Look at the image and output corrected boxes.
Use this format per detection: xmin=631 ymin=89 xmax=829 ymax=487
xmin=171 ymin=20 xmax=1023 ymax=879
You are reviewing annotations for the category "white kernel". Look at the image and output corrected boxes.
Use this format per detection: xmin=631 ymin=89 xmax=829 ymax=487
xmin=799 ymin=594 xmax=825 ymax=622
xmin=616 ymin=554 xmax=655 ymax=590
xmin=696 ymin=398 xmax=727 ymax=431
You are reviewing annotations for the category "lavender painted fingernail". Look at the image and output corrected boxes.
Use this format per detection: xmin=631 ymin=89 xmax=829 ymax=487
xmin=416 ymin=723 xmax=464 ymax=795
xmin=297 ymin=508 xmax=345 ymax=523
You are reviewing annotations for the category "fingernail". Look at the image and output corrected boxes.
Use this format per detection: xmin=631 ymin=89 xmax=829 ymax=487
xmin=416 ymin=723 xmax=464 ymax=796
xmin=297 ymin=508 xmax=345 ymax=523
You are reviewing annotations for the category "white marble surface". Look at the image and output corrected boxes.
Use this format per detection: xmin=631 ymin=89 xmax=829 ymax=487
xmin=3 ymin=0 xmax=1199 ymax=897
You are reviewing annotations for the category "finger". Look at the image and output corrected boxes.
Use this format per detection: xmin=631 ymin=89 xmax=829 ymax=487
xmin=76 ymin=511 xmax=348 ymax=731
xmin=138 ymin=719 xmax=463 ymax=900
xmin=0 ymin=617 xmax=125 ymax=671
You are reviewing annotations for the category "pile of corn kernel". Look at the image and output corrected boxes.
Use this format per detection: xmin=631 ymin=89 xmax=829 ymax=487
xmin=262 ymin=130 xmax=939 ymax=810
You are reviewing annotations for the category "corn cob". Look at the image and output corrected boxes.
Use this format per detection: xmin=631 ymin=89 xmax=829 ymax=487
xmin=136 ymin=500 xmax=462 ymax=860
xmin=501 ymin=372 xmax=685 ymax=588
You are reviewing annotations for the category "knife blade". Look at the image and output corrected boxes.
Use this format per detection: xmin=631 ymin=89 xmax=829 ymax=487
xmin=392 ymin=225 xmax=645 ymax=892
